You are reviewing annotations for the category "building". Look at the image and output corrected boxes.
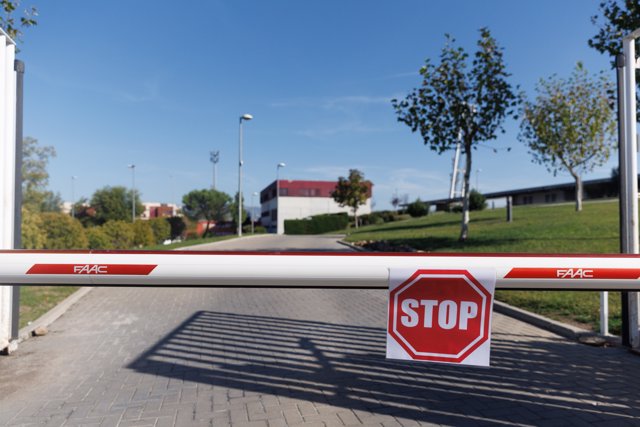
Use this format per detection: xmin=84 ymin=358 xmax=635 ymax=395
xmin=260 ymin=180 xmax=373 ymax=234
xmin=141 ymin=203 xmax=179 ymax=220
xmin=424 ymin=177 xmax=620 ymax=211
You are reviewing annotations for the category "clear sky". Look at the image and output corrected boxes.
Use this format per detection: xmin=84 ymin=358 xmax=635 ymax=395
xmin=16 ymin=0 xmax=619 ymax=210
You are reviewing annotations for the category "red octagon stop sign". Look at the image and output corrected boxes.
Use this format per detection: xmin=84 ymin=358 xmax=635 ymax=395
xmin=388 ymin=269 xmax=492 ymax=364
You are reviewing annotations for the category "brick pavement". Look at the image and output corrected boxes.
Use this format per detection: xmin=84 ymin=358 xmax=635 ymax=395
xmin=1 ymin=286 xmax=639 ymax=426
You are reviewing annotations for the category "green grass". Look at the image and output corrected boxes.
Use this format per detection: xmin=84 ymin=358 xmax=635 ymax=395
xmin=18 ymin=234 xmax=239 ymax=329
xmin=346 ymin=200 xmax=623 ymax=334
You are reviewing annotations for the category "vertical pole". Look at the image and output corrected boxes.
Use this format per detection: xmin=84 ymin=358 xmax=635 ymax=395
xmin=506 ymin=196 xmax=513 ymax=223
xmin=11 ymin=59 xmax=23 ymax=340
xmin=623 ymin=35 xmax=640 ymax=348
xmin=617 ymin=53 xmax=631 ymax=346
xmin=600 ymin=292 xmax=609 ymax=335
xmin=238 ymin=119 xmax=243 ymax=237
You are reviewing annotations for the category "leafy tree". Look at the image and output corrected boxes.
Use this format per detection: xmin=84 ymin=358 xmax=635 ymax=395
xmin=331 ymin=169 xmax=371 ymax=228
xmin=22 ymin=136 xmax=61 ymax=212
xmin=132 ymin=220 xmax=154 ymax=247
xmin=392 ymin=28 xmax=518 ymax=241
xmin=148 ymin=217 xmax=171 ymax=244
xmin=519 ymin=63 xmax=616 ymax=211
xmin=390 ymin=194 xmax=401 ymax=213
xmin=469 ymin=189 xmax=487 ymax=211
xmin=86 ymin=227 xmax=112 ymax=250
xmin=167 ymin=216 xmax=186 ymax=240
xmin=182 ymin=189 xmax=231 ymax=237
xmin=90 ymin=186 xmax=143 ymax=225
xmin=101 ymin=220 xmax=134 ymax=249
xmin=21 ymin=206 xmax=44 ymax=249
xmin=1 ymin=0 xmax=37 ymax=43
xmin=40 ymin=212 xmax=88 ymax=249
xmin=407 ymin=198 xmax=429 ymax=218
xmin=589 ymin=1 xmax=640 ymax=64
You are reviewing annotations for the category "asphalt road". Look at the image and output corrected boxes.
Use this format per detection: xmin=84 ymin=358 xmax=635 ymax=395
xmin=1 ymin=235 xmax=639 ymax=426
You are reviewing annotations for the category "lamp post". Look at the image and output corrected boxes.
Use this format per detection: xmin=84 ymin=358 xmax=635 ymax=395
xmin=71 ymin=176 xmax=77 ymax=218
xmin=276 ymin=163 xmax=286 ymax=234
xmin=251 ymin=191 xmax=258 ymax=234
xmin=238 ymin=114 xmax=253 ymax=236
xmin=128 ymin=164 xmax=136 ymax=223
xmin=210 ymin=150 xmax=219 ymax=190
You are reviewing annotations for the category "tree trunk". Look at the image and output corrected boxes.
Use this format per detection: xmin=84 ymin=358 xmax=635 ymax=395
xmin=459 ymin=142 xmax=472 ymax=241
xmin=572 ymin=172 xmax=583 ymax=212
xmin=354 ymin=207 xmax=359 ymax=229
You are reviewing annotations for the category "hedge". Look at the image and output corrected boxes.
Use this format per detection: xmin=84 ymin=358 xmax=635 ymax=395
xmin=285 ymin=213 xmax=349 ymax=235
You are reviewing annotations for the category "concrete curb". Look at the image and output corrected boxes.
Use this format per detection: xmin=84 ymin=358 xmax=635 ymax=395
xmin=177 ymin=234 xmax=268 ymax=251
xmin=336 ymin=240 xmax=367 ymax=252
xmin=17 ymin=287 xmax=94 ymax=344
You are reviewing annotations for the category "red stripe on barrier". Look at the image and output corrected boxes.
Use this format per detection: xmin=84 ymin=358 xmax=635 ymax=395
xmin=504 ymin=267 xmax=640 ymax=280
xmin=26 ymin=264 xmax=157 ymax=275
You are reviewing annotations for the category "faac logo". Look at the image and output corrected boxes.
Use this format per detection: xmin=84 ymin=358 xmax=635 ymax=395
xmin=73 ymin=264 xmax=108 ymax=274
xmin=556 ymin=268 xmax=594 ymax=279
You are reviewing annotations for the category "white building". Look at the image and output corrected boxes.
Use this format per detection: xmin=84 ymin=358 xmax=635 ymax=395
xmin=260 ymin=180 xmax=373 ymax=234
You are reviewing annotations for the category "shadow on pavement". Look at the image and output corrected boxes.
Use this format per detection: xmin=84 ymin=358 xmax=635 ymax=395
xmin=128 ymin=311 xmax=640 ymax=425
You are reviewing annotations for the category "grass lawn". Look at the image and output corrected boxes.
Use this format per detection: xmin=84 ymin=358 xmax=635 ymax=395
xmin=345 ymin=200 xmax=624 ymax=334
xmin=18 ymin=234 xmax=239 ymax=329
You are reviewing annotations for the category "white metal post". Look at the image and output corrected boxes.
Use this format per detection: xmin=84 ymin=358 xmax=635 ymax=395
xmin=0 ymin=29 xmax=16 ymax=353
xmin=623 ymin=30 xmax=640 ymax=348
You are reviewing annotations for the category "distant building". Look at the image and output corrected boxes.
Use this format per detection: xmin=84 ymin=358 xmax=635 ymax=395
xmin=260 ymin=180 xmax=373 ymax=234
xmin=141 ymin=203 xmax=179 ymax=220
xmin=424 ymin=177 xmax=620 ymax=211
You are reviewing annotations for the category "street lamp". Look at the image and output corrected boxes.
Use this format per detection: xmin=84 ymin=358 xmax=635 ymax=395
xmin=128 ymin=164 xmax=136 ymax=222
xmin=238 ymin=113 xmax=253 ymax=236
xmin=276 ymin=163 xmax=286 ymax=234
xmin=71 ymin=176 xmax=77 ymax=218
xmin=251 ymin=191 xmax=259 ymax=234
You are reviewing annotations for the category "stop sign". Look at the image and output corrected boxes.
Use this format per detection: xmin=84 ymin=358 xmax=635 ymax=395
xmin=387 ymin=269 xmax=493 ymax=365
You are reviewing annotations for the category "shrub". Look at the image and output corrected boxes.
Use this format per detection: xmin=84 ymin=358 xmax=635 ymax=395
xmin=167 ymin=216 xmax=187 ymax=240
xmin=285 ymin=213 xmax=349 ymax=235
xmin=22 ymin=207 xmax=45 ymax=249
xmin=101 ymin=220 xmax=135 ymax=249
xmin=86 ymin=227 xmax=113 ymax=250
xmin=407 ymin=199 xmax=430 ymax=217
xmin=469 ymin=189 xmax=487 ymax=211
xmin=148 ymin=218 xmax=171 ymax=243
xmin=132 ymin=221 xmax=155 ymax=247
xmin=40 ymin=212 xmax=88 ymax=249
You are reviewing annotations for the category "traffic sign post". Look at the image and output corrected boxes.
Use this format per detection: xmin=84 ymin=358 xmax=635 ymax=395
xmin=387 ymin=269 xmax=495 ymax=367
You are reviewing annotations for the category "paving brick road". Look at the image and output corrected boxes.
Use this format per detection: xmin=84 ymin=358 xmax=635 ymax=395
xmin=1 ymin=235 xmax=639 ymax=426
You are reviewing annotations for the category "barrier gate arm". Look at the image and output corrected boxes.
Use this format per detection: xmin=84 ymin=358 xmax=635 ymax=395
xmin=0 ymin=250 xmax=640 ymax=290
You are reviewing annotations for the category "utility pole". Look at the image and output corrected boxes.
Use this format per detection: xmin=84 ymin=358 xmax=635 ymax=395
xmin=210 ymin=150 xmax=219 ymax=190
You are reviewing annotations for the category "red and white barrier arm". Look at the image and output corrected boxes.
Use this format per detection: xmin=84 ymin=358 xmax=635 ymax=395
xmin=0 ymin=250 xmax=639 ymax=290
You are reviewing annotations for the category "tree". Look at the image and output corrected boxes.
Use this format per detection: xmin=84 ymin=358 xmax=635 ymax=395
xmin=167 ymin=216 xmax=186 ymax=240
xmin=86 ymin=227 xmax=112 ymax=250
xmin=22 ymin=136 xmax=62 ymax=212
xmin=21 ymin=206 xmax=44 ymax=249
xmin=469 ymin=189 xmax=487 ymax=211
xmin=589 ymin=1 xmax=640 ymax=64
xmin=101 ymin=220 xmax=134 ymax=249
xmin=132 ymin=220 xmax=154 ymax=247
xmin=148 ymin=217 xmax=171 ymax=244
xmin=519 ymin=63 xmax=616 ymax=212
xmin=392 ymin=28 xmax=518 ymax=241
xmin=90 ymin=186 xmax=143 ymax=225
xmin=331 ymin=169 xmax=371 ymax=229
xmin=40 ymin=212 xmax=88 ymax=249
xmin=1 ymin=0 xmax=37 ymax=43
xmin=407 ymin=198 xmax=429 ymax=218
xmin=182 ymin=189 xmax=231 ymax=237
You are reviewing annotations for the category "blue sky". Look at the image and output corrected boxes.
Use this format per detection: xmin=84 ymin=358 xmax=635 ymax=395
xmin=17 ymin=0 xmax=618 ymax=210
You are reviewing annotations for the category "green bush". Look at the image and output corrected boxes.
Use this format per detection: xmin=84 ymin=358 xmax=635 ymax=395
xmin=102 ymin=220 xmax=135 ymax=249
xmin=132 ymin=221 xmax=155 ymax=247
xmin=285 ymin=213 xmax=349 ymax=235
xmin=407 ymin=199 xmax=430 ymax=217
xmin=469 ymin=189 xmax=487 ymax=211
xmin=148 ymin=218 xmax=171 ymax=243
xmin=40 ymin=212 xmax=88 ymax=249
xmin=86 ymin=227 xmax=113 ymax=249
xmin=22 ymin=207 xmax=45 ymax=249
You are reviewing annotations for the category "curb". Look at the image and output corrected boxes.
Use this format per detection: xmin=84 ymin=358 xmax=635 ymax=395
xmin=16 ymin=287 xmax=94 ymax=344
xmin=177 ymin=233 xmax=268 ymax=251
xmin=336 ymin=240 xmax=367 ymax=252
